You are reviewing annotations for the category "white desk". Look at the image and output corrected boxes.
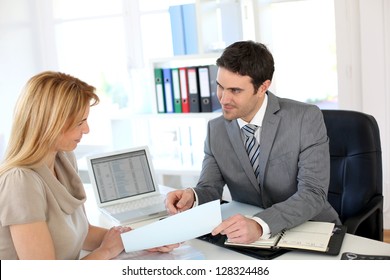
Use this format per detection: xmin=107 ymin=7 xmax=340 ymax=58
xmin=83 ymin=184 xmax=390 ymax=260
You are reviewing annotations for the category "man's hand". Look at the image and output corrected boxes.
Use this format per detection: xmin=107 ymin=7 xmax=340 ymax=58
xmin=165 ymin=188 xmax=195 ymax=214
xmin=211 ymin=214 xmax=263 ymax=244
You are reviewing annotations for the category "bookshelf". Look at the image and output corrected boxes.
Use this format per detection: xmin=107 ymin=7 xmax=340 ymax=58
xmin=151 ymin=53 xmax=220 ymax=114
xmin=116 ymin=0 xmax=255 ymax=188
xmin=147 ymin=51 xmax=222 ymax=188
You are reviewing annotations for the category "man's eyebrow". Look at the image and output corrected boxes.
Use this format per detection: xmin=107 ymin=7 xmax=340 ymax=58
xmin=216 ymin=81 xmax=243 ymax=91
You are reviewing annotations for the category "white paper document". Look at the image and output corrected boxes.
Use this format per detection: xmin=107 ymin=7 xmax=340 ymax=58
xmin=121 ymin=200 xmax=222 ymax=252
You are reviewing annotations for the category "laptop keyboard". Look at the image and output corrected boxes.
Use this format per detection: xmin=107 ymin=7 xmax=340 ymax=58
xmin=105 ymin=195 xmax=166 ymax=214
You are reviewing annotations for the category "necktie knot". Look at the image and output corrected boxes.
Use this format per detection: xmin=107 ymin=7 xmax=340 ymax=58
xmin=242 ymin=124 xmax=258 ymax=138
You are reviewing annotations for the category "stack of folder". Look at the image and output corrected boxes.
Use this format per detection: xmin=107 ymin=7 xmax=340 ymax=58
xmin=154 ymin=65 xmax=221 ymax=114
xmin=169 ymin=4 xmax=198 ymax=56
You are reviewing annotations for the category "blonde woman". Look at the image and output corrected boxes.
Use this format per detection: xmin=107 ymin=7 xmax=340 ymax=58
xmin=0 ymin=71 xmax=178 ymax=259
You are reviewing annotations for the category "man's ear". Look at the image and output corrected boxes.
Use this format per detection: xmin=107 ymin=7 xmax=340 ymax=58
xmin=257 ymin=79 xmax=271 ymax=95
xmin=262 ymin=80 xmax=271 ymax=92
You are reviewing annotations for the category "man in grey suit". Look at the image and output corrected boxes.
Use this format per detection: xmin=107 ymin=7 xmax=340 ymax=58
xmin=166 ymin=41 xmax=340 ymax=244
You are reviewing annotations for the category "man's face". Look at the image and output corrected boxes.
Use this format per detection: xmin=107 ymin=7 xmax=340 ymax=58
xmin=216 ymin=67 xmax=266 ymax=122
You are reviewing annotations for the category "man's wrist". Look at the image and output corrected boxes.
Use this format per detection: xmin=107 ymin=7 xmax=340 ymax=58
xmin=186 ymin=188 xmax=198 ymax=207
xmin=251 ymin=216 xmax=271 ymax=239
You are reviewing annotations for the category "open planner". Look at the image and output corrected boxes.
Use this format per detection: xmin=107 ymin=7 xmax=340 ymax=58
xmin=225 ymin=221 xmax=343 ymax=253
xmin=198 ymin=201 xmax=346 ymax=259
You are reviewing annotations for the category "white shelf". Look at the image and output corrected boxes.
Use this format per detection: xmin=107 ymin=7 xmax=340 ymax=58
xmin=151 ymin=53 xmax=221 ymax=69
xmin=132 ymin=112 xmax=221 ymax=120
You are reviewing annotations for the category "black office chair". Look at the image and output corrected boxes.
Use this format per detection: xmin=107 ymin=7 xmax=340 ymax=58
xmin=322 ymin=110 xmax=383 ymax=241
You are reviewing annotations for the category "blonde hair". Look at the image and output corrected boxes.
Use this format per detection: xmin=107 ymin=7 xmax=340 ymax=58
xmin=0 ymin=71 xmax=99 ymax=174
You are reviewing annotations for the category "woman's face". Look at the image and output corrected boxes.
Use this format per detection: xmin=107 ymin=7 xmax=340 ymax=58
xmin=55 ymin=106 xmax=90 ymax=152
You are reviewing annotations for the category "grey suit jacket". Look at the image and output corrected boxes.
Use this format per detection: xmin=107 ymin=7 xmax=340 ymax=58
xmin=195 ymin=92 xmax=341 ymax=236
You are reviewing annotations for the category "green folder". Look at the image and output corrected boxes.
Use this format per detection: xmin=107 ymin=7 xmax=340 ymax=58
xmin=154 ymin=68 xmax=165 ymax=113
xmin=171 ymin=68 xmax=182 ymax=113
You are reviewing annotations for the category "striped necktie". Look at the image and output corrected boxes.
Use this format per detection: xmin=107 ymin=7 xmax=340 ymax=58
xmin=242 ymin=124 xmax=260 ymax=183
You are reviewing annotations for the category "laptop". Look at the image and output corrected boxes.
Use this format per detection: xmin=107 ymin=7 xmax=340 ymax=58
xmin=86 ymin=146 xmax=168 ymax=225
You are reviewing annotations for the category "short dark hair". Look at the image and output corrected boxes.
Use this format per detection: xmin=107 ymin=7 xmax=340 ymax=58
xmin=216 ymin=40 xmax=275 ymax=92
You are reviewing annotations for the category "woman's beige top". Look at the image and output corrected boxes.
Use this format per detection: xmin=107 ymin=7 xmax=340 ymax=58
xmin=0 ymin=152 xmax=88 ymax=259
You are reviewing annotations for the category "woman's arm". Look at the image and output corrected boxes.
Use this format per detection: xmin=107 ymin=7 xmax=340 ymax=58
xmin=81 ymin=224 xmax=180 ymax=259
xmin=10 ymin=221 xmax=56 ymax=259
xmin=10 ymin=222 xmax=127 ymax=260
xmin=81 ymin=225 xmax=130 ymax=260
xmin=82 ymin=224 xmax=108 ymax=251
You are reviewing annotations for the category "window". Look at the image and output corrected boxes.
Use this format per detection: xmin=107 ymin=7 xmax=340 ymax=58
xmin=49 ymin=0 xmax=125 ymax=153
xmin=258 ymin=0 xmax=338 ymax=108
xmin=0 ymin=0 xmax=338 ymax=161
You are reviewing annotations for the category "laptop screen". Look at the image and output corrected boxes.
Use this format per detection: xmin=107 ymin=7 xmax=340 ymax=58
xmin=89 ymin=149 xmax=157 ymax=203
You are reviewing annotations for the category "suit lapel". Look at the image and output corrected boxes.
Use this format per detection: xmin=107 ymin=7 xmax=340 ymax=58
xmin=225 ymin=119 xmax=261 ymax=194
xmin=258 ymin=92 xmax=281 ymax=188
xmin=223 ymin=92 xmax=281 ymax=195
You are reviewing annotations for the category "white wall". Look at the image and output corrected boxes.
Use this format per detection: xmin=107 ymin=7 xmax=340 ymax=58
xmin=0 ymin=0 xmax=48 ymax=158
xmin=1 ymin=0 xmax=389 ymax=229
xmin=335 ymin=0 xmax=390 ymax=228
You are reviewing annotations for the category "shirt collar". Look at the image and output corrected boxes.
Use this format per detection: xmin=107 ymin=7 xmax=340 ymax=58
xmin=237 ymin=93 xmax=268 ymax=129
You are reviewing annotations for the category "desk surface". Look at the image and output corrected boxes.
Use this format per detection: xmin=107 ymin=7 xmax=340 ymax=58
xmin=83 ymin=184 xmax=390 ymax=260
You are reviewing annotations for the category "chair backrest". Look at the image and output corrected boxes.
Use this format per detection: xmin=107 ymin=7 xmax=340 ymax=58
xmin=322 ymin=110 xmax=383 ymax=240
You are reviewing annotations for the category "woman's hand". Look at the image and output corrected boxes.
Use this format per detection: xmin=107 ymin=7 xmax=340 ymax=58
xmin=83 ymin=226 xmax=132 ymax=260
xmin=146 ymin=243 xmax=181 ymax=253
xmin=100 ymin=226 xmax=132 ymax=257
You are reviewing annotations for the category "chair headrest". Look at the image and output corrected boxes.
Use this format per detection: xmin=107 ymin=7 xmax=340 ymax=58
xmin=322 ymin=110 xmax=381 ymax=156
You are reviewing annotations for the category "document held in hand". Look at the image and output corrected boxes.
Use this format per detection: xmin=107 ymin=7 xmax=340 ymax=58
xmin=121 ymin=200 xmax=222 ymax=252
